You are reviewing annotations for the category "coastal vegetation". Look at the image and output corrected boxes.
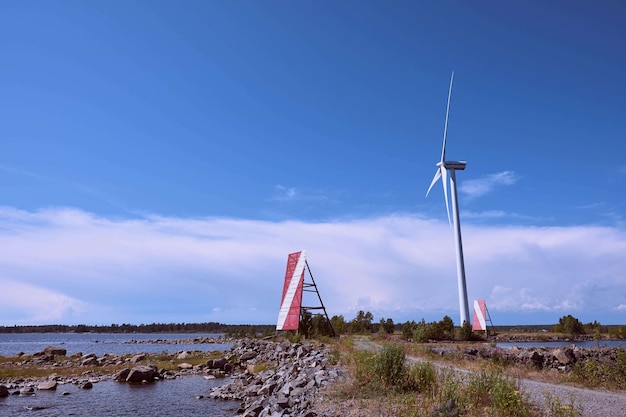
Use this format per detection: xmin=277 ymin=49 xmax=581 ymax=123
xmin=319 ymin=337 xmax=584 ymax=417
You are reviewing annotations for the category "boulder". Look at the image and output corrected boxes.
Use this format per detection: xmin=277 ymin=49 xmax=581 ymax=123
xmin=82 ymin=357 xmax=98 ymax=366
xmin=0 ymin=385 xmax=9 ymax=397
xmin=130 ymin=354 xmax=146 ymax=363
xmin=38 ymin=380 xmax=58 ymax=390
xmin=240 ymin=350 xmax=258 ymax=361
xmin=41 ymin=346 xmax=67 ymax=356
xmin=78 ymin=381 xmax=93 ymax=389
xmin=177 ymin=351 xmax=191 ymax=359
xmin=126 ymin=365 xmax=159 ymax=383
xmin=208 ymin=357 xmax=227 ymax=369
xmin=553 ymin=348 xmax=576 ymax=365
xmin=113 ymin=368 xmax=131 ymax=382
xmin=177 ymin=362 xmax=193 ymax=370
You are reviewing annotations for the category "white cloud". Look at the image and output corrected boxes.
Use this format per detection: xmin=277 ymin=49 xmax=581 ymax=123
xmin=0 ymin=206 xmax=625 ymax=326
xmin=616 ymin=304 xmax=626 ymax=311
xmin=0 ymin=279 xmax=89 ymax=324
xmin=460 ymin=171 xmax=519 ymax=199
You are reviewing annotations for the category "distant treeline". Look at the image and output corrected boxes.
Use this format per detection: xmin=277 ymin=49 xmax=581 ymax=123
xmin=0 ymin=322 xmax=276 ymax=336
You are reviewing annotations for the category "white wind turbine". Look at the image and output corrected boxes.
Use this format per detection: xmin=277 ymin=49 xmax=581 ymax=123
xmin=426 ymin=71 xmax=470 ymax=326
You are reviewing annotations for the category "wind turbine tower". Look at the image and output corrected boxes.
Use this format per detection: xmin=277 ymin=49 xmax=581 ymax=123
xmin=426 ymin=71 xmax=470 ymax=325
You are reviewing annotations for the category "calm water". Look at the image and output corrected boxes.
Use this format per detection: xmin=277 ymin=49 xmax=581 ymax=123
xmin=0 ymin=333 xmax=232 ymax=356
xmin=0 ymin=376 xmax=240 ymax=416
xmin=0 ymin=333 xmax=239 ymax=416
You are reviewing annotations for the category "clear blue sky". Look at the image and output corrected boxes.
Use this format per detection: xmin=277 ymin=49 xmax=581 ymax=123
xmin=1 ymin=1 xmax=625 ymax=327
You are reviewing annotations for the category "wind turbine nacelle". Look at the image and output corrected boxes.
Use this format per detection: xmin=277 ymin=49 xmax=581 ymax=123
xmin=443 ymin=161 xmax=467 ymax=170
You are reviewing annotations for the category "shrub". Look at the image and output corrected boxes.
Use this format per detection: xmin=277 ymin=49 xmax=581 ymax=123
xmin=544 ymin=391 xmax=583 ymax=417
xmin=404 ymin=361 xmax=437 ymax=394
xmin=374 ymin=343 xmax=406 ymax=387
xmin=353 ymin=350 xmax=378 ymax=389
xmin=488 ymin=373 xmax=530 ymax=417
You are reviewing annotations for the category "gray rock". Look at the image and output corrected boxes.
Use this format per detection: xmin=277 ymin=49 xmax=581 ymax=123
xmin=208 ymin=357 xmax=228 ymax=369
xmin=240 ymin=350 xmax=258 ymax=361
xmin=553 ymin=347 xmax=576 ymax=365
xmin=209 ymin=339 xmax=341 ymax=417
xmin=130 ymin=353 xmax=146 ymax=363
xmin=177 ymin=351 xmax=191 ymax=359
xmin=126 ymin=365 xmax=159 ymax=383
xmin=82 ymin=357 xmax=98 ymax=366
xmin=37 ymin=380 xmax=58 ymax=390
xmin=41 ymin=346 xmax=67 ymax=357
xmin=0 ymin=385 xmax=9 ymax=397
xmin=113 ymin=368 xmax=131 ymax=381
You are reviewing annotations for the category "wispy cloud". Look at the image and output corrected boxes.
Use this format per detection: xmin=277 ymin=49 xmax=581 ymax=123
xmin=272 ymin=185 xmax=298 ymax=202
xmin=460 ymin=171 xmax=519 ymax=199
xmin=0 ymin=206 xmax=625 ymax=326
xmin=0 ymin=163 xmax=134 ymax=215
xmin=270 ymin=185 xmax=330 ymax=203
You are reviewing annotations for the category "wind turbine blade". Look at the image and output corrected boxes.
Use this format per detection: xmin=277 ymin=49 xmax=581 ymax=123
xmin=441 ymin=71 xmax=454 ymax=163
xmin=441 ymin=167 xmax=451 ymax=225
xmin=426 ymin=169 xmax=442 ymax=197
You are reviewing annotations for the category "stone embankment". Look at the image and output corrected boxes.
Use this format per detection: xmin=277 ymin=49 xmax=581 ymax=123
xmin=210 ymin=339 xmax=343 ymax=417
xmin=493 ymin=333 xmax=607 ymax=343
xmin=449 ymin=344 xmax=623 ymax=372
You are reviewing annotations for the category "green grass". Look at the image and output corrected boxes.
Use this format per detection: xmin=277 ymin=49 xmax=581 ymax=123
xmin=344 ymin=341 xmax=535 ymax=416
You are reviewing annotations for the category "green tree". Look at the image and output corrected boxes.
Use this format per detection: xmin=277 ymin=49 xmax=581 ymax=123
xmin=553 ymin=315 xmax=585 ymax=335
xmin=459 ymin=320 xmax=473 ymax=341
xmin=311 ymin=314 xmax=334 ymax=337
xmin=402 ymin=320 xmax=417 ymax=340
xmin=330 ymin=315 xmax=346 ymax=334
xmin=350 ymin=310 xmax=374 ymax=334
xmin=440 ymin=315 xmax=454 ymax=334
xmin=383 ymin=318 xmax=395 ymax=334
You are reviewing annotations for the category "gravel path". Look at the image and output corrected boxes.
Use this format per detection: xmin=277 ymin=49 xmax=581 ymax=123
xmin=353 ymin=337 xmax=626 ymax=417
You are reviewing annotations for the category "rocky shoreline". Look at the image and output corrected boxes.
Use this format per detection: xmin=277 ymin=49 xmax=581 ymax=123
xmin=2 ymin=337 xmax=622 ymax=415
xmin=210 ymin=338 xmax=343 ymax=417
xmin=433 ymin=343 xmax=624 ymax=372
xmin=0 ymin=345 xmax=233 ymax=396
xmin=0 ymin=338 xmax=342 ymax=417
xmin=122 ymin=336 xmax=236 ymax=345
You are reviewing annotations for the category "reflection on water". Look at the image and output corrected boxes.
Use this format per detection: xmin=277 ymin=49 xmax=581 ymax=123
xmin=0 ymin=376 xmax=239 ymax=416
xmin=0 ymin=334 xmax=239 ymax=415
